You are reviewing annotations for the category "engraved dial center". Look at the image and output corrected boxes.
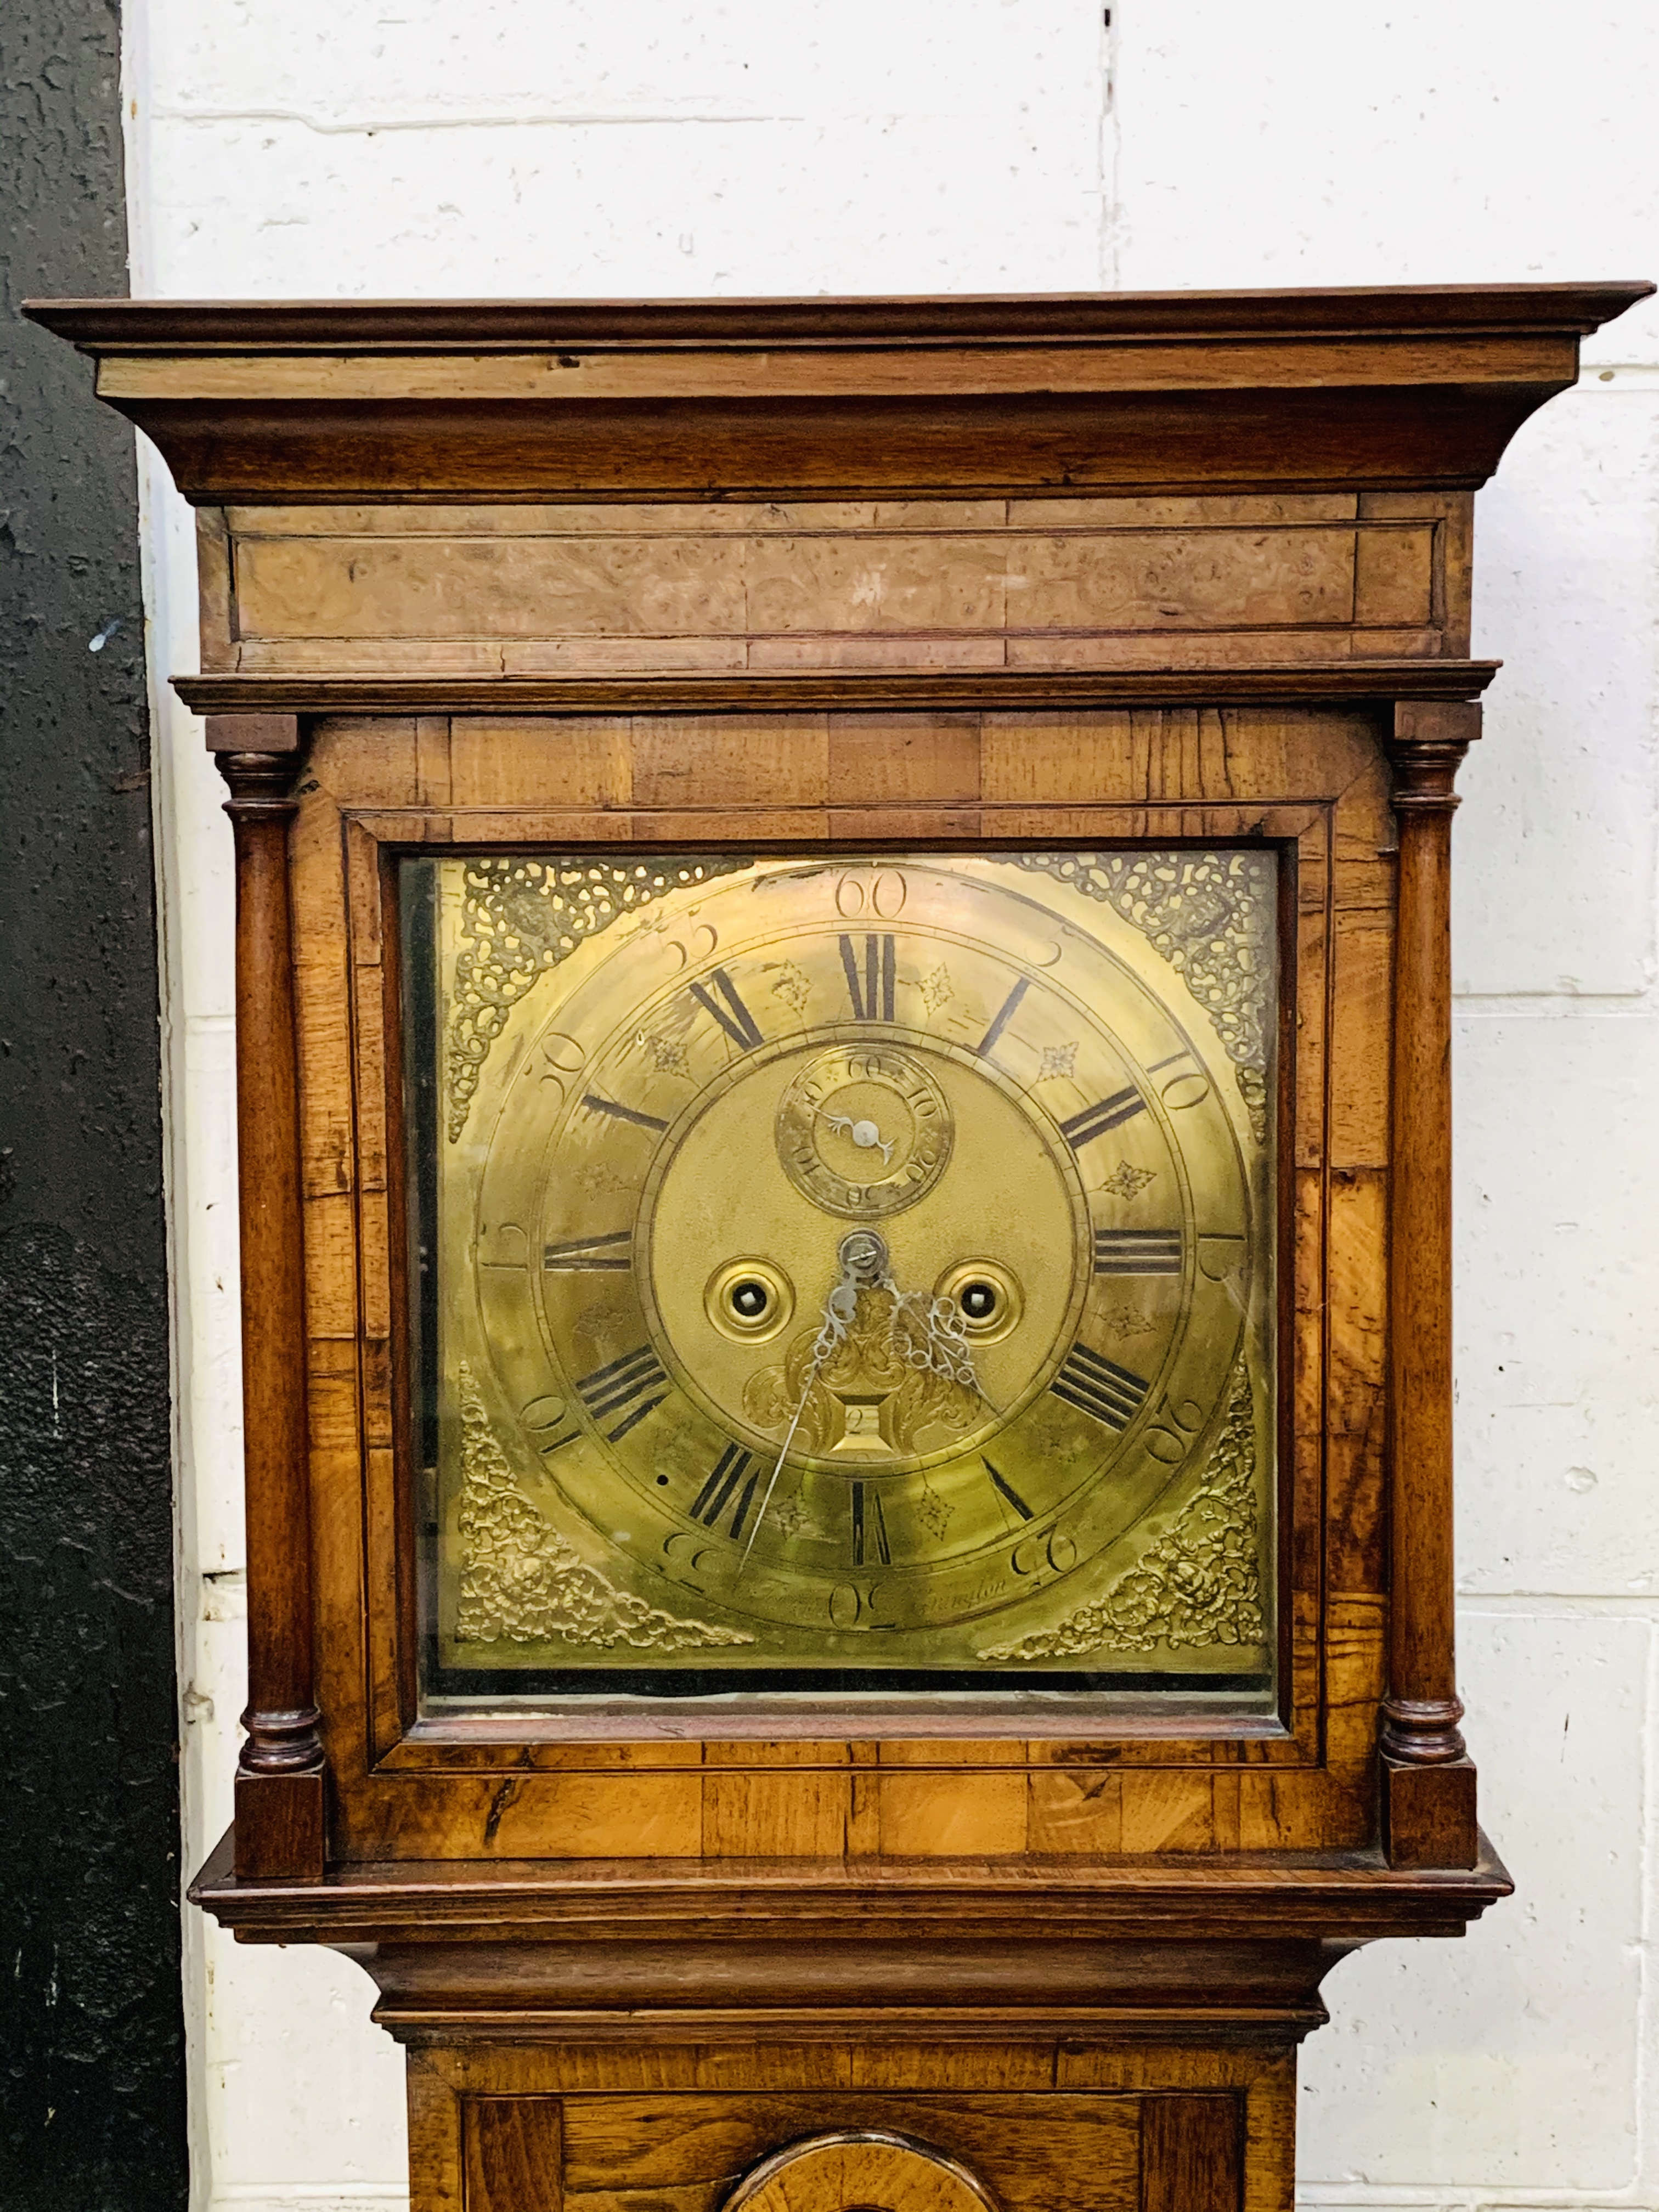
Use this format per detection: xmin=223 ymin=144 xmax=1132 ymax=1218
xmin=636 ymin=1032 xmax=1090 ymax=1477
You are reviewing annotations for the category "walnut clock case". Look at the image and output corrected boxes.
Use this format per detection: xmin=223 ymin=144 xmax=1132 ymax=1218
xmin=30 ymin=283 xmax=1652 ymax=2212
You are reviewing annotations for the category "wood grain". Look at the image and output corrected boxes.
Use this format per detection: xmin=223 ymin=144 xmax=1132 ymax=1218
xmin=54 ymin=285 xmax=1583 ymax=2212
xmin=724 ymin=2132 xmax=996 ymax=2212
xmin=255 ymin=719 xmax=1382 ymax=1867
xmin=1140 ymin=2097 xmax=1243 ymax=2212
xmin=27 ymin=283 xmax=1650 ymax=351
xmin=210 ymin=509 xmax=1432 ymax=687
xmin=1380 ymin=703 xmax=1481 ymax=1866
xmin=179 ymin=661 xmax=1500 ymax=721
xmin=218 ymin=748 xmax=326 ymax=1879
xmin=465 ymin=2098 xmax=563 ymax=2212
xmin=561 ymin=2095 xmax=1137 ymax=2212
xmin=29 ymin=283 xmax=1650 ymax=506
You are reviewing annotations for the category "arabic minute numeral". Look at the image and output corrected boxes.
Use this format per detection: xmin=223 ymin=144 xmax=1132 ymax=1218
xmin=522 ymin=1394 xmax=580 ymax=1457
xmin=1049 ymin=1344 xmax=1149 ymax=1431
xmin=1142 ymin=1392 xmax=1210 ymax=1465
xmin=575 ymin=1344 xmax=670 ymax=1441
xmin=1147 ymin=1048 xmax=1212 ymax=1111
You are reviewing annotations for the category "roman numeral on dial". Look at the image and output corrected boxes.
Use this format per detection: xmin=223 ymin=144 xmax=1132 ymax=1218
xmin=850 ymin=1481 xmax=891 ymax=1567
xmin=975 ymin=975 xmax=1031 ymax=1060
xmin=839 ymin=932 xmax=896 ymax=1021
xmin=690 ymin=1442 xmax=760 ymax=1538
xmin=575 ymin=1345 xmax=669 ymax=1441
xmin=1059 ymin=1087 xmax=1147 ymax=1150
xmin=690 ymin=968 xmax=764 ymax=1051
xmin=582 ymin=1093 xmax=668 ymax=1133
xmin=983 ymin=1458 xmax=1034 ymax=1522
xmin=1050 ymin=1345 xmax=1149 ymax=1431
xmin=1093 ymin=1228 xmax=1182 ymax=1276
xmin=543 ymin=1228 xmax=632 ymax=1272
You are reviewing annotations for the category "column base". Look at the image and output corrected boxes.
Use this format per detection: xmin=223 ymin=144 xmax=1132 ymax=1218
xmin=1382 ymin=1754 xmax=1479 ymax=1869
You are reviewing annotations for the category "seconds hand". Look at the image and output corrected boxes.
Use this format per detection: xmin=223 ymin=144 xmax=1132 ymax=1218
xmin=816 ymin=1107 xmax=895 ymax=1165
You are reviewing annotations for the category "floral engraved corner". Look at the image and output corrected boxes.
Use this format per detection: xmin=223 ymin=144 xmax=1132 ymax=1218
xmin=979 ymin=1362 xmax=1263 ymax=1662
xmin=454 ymin=1364 xmax=753 ymax=1652
xmin=444 ymin=855 xmax=749 ymax=1142
xmin=996 ymin=850 xmax=1274 ymax=1143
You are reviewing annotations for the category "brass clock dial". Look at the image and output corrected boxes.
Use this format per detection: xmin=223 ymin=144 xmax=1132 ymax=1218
xmin=413 ymin=850 xmax=1277 ymax=1698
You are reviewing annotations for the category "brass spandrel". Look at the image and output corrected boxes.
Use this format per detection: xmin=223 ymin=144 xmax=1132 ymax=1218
xmin=410 ymin=848 xmax=1278 ymax=1704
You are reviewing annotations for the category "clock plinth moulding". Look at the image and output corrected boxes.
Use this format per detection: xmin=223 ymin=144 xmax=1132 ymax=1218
xmin=27 ymin=280 xmax=1653 ymax=2212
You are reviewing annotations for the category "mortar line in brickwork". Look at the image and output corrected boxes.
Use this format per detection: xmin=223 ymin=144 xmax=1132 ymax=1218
xmin=1457 ymin=1594 xmax=1659 ymax=1615
xmin=1454 ymin=994 xmax=1659 ymax=1019
xmin=151 ymin=105 xmax=808 ymax=133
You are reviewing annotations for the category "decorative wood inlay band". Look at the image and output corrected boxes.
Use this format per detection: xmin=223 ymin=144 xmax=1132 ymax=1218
xmin=92 ymin=336 xmax=1573 ymax=403
xmin=183 ymin=660 xmax=1501 ymax=723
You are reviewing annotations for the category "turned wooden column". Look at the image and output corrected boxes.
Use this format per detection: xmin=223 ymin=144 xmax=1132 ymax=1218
xmin=1380 ymin=699 xmax=1482 ymax=1869
xmin=215 ymin=722 xmax=326 ymax=1881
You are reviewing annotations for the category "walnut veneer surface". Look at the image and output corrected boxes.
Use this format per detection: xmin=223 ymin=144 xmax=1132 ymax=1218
xmin=30 ymin=284 xmax=1656 ymax=2212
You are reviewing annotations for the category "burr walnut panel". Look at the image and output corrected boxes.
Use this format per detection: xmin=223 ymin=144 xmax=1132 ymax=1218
xmin=42 ymin=281 xmax=1652 ymax=2212
xmin=201 ymin=495 xmax=1458 ymax=679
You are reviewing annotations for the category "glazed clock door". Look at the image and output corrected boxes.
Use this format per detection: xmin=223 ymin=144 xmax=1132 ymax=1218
xmin=402 ymin=848 xmax=1280 ymax=1713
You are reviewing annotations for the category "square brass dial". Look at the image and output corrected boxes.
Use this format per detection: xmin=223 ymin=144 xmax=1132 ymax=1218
xmin=403 ymin=848 xmax=1279 ymax=1711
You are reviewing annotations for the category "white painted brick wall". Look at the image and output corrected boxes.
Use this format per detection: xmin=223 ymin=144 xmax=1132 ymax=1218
xmin=120 ymin=4 xmax=1659 ymax=2205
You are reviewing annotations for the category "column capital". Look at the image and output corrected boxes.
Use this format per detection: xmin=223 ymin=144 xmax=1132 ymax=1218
xmin=1386 ymin=700 xmax=1482 ymax=812
xmin=216 ymin=744 xmax=304 ymax=818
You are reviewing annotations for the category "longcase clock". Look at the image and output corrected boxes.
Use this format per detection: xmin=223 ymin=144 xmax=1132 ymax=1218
xmin=30 ymin=279 xmax=1652 ymax=2212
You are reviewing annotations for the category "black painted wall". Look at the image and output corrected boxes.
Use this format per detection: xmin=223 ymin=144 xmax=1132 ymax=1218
xmin=1 ymin=0 xmax=189 ymax=2204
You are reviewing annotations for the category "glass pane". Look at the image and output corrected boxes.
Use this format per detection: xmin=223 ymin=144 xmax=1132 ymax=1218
xmin=403 ymin=848 xmax=1279 ymax=1717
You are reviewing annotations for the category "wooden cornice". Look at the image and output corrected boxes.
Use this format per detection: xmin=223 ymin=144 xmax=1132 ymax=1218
xmin=176 ymin=659 xmax=1502 ymax=724
xmin=23 ymin=284 xmax=1651 ymax=352
xmin=25 ymin=283 xmax=1652 ymax=504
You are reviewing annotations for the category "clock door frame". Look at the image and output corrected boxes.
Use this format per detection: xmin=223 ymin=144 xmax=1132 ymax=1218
xmin=274 ymin=696 xmax=1393 ymax=1866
